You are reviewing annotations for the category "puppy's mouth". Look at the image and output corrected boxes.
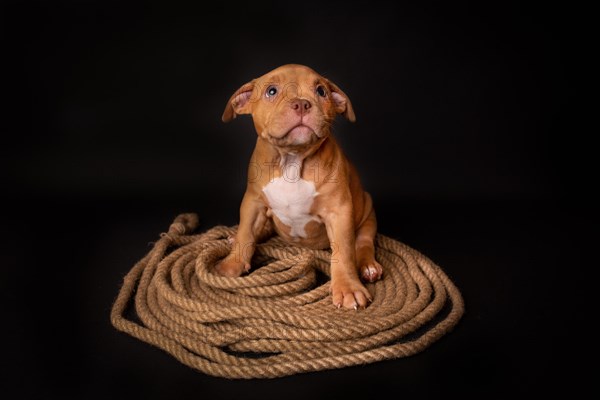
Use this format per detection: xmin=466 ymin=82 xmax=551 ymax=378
xmin=270 ymin=124 xmax=319 ymax=146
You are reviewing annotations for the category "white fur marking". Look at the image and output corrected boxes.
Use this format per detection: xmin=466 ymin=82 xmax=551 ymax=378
xmin=262 ymin=177 xmax=319 ymax=238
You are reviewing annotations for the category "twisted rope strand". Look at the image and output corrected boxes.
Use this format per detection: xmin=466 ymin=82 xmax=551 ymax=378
xmin=110 ymin=213 xmax=464 ymax=379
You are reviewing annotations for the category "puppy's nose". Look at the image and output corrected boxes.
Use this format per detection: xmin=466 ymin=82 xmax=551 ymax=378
xmin=290 ymin=98 xmax=312 ymax=116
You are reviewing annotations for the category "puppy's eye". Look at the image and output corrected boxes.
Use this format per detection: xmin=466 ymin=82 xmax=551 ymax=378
xmin=316 ymin=85 xmax=327 ymax=97
xmin=266 ymin=86 xmax=278 ymax=97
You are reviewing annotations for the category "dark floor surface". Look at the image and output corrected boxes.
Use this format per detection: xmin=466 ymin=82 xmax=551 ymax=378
xmin=1 ymin=195 xmax=587 ymax=399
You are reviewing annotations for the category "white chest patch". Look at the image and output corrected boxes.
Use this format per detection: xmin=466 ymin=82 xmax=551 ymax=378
xmin=262 ymin=177 xmax=319 ymax=238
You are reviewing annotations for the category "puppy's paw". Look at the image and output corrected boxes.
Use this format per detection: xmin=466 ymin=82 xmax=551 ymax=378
xmin=331 ymin=276 xmax=373 ymax=309
xmin=214 ymin=257 xmax=250 ymax=278
xmin=360 ymin=260 xmax=383 ymax=283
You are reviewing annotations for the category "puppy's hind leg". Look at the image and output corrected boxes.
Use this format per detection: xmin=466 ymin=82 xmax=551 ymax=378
xmin=215 ymin=195 xmax=272 ymax=277
xmin=355 ymin=208 xmax=383 ymax=283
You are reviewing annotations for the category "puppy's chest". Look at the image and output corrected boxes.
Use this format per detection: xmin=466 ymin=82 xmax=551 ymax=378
xmin=262 ymin=176 xmax=320 ymax=238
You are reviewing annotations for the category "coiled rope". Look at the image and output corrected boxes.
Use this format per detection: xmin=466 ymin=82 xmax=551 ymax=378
xmin=110 ymin=213 xmax=464 ymax=379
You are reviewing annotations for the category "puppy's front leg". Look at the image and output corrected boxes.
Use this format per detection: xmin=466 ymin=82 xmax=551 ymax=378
xmin=325 ymin=205 xmax=373 ymax=309
xmin=215 ymin=191 xmax=269 ymax=277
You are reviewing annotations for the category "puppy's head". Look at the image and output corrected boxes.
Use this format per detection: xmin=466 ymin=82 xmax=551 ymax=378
xmin=222 ymin=64 xmax=355 ymax=149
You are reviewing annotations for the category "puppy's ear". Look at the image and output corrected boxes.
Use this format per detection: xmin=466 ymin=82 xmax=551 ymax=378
xmin=222 ymin=80 xmax=255 ymax=123
xmin=325 ymin=79 xmax=356 ymax=122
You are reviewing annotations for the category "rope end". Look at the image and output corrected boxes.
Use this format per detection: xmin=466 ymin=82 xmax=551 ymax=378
xmin=169 ymin=213 xmax=200 ymax=235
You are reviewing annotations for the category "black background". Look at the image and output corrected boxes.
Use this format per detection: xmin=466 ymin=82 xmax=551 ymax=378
xmin=2 ymin=1 xmax=585 ymax=398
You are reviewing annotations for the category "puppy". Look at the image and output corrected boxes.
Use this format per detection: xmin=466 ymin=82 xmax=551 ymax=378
xmin=216 ymin=64 xmax=382 ymax=309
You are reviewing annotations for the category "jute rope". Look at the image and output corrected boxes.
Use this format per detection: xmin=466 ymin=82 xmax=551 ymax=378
xmin=110 ymin=213 xmax=464 ymax=379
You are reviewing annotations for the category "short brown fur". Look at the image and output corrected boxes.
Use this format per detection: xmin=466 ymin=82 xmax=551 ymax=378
xmin=216 ymin=64 xmax=382 ymax=309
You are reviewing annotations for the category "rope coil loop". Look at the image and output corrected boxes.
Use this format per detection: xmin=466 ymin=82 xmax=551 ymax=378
xmin=110 ymin=213 xmax=464 ymax=379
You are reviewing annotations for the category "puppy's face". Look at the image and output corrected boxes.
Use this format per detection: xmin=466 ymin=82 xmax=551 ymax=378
xmin=222 ymin=64 xmax=355 ymax=149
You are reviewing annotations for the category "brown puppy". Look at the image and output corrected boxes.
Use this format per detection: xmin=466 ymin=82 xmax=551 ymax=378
xmin=216 ymin=64 xmax=382 ymax=309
